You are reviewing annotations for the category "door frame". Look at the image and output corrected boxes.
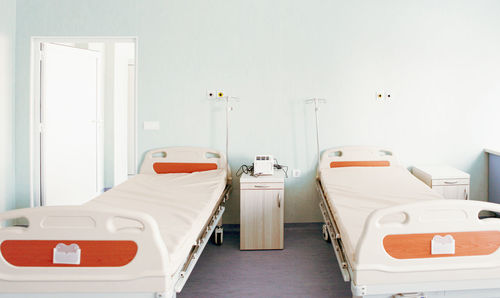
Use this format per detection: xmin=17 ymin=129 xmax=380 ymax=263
xmin=30 ymin=36 xmax=139 ymax=207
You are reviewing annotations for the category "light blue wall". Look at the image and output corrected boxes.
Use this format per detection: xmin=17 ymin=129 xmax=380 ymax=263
xmin=488 ymin=154 xmax=500 ymax=204
xmin=0 ymin=0 xmax=16 ymax=212
xmin=15 ymin=0 xmax=500 ymax=223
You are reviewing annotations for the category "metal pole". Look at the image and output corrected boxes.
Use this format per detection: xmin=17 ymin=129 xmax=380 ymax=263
xmin=313 ymin=98 xmax=321 ymax=171
xmin=225 ymin=96 xmax=230 ymax=166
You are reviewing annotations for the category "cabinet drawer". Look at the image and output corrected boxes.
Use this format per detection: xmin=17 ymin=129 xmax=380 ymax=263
xmin=432 ymin=178 xmax=469 ymax=186
xmin=240 ymin=182 xmax=284 ymax=190
xmin=433 ymin=185 xmax=469 ymax=200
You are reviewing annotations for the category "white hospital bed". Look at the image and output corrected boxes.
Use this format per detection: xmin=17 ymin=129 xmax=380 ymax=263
xmin=0 ymin=147 xmax=232 ymax=298
xmin=316 ymin=146 xmax=500 ymax=298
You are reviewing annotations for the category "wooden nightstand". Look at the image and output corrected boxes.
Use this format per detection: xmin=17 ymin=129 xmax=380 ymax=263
xmin=412 ymin=166 xmax=470 ymax=200
xmin=240 ymin=170 xmax=284 ymax=250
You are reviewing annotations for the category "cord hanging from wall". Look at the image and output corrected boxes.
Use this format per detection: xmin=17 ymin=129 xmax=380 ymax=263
xmin=306 ymin=98 xmax=327 ymax=175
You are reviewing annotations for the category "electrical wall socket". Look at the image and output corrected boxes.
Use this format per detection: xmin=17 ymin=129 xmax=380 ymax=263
xmin=207 ymin=90 xmax=225 ymax=99
xmin=143 ymin=121 xmax=160 ymax=131
xmin=292 ymin=169 xmax=301 ymax=178
xmin=207 ymin=90 xmax=216 ymax=99
xmin=375 ymin=90 xmax=393 ymax=100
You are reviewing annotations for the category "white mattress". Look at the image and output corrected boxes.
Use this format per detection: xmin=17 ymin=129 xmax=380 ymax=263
xmin=85 ymin=169 xmax=227 ymax=276
xmin=320 ymin=165 xmax=443 ymax=264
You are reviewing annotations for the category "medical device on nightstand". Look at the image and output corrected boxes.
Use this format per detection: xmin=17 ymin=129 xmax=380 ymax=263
xmin=253 ymin=155 xmax=274 ymax=175
xmin=236 ymin=156 xmax=287 ymax=178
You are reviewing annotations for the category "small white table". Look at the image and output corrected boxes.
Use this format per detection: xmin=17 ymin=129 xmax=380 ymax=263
xmin=240 ymin=170 xmax=285 ymax=250
xmin=412 ymin=165 xmax=470 ymax=200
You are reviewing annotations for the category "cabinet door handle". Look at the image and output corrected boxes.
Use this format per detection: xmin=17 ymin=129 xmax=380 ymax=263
xmin=444 ymin=181 xmax=458 ymax=184
xmin=254 ymin=185 xmax=270 ymax=188
xmin=277 ymin=193 xmax=281 ymax=208
xmin=464 ymin=189 xmax=468 ymax=200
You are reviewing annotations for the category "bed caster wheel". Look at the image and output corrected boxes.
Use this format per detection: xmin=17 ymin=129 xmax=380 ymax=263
xmin=214 ymin=226 xmax=223 ymax=245
xmin=322 ymin=224 xmax=330 ymax=242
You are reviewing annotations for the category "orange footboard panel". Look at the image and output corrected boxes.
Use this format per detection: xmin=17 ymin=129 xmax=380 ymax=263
xmin=0 ymin=240 xmax=138 ymax=267
xmin=384 ymin=231 xmax=500 ymax=259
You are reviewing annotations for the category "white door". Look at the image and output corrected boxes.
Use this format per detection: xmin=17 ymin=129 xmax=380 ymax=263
xmin=127 ymin=63 xmax=136 ymax=176
xmin=40 ymin=43 xmax=101 ymax=206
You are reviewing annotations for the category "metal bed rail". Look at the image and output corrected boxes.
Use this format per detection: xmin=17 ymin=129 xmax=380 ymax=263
xmin=173 ymin=184 xmax=232 ymax=293
xmin=315 ymin=179 xmax=351 ymax=282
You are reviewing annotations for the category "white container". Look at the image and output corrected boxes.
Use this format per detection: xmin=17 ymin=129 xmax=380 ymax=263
xmin=431 ymin=235 xmax=455 ymax=255
xmin=53 ymin=243 xmax=81 ymax=265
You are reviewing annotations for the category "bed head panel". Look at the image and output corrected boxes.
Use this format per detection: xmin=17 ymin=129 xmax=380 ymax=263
xmin=140 ymin=147 xmax=228 ymax=176
xmin=319 ymin=146 xmax=400 ymax=172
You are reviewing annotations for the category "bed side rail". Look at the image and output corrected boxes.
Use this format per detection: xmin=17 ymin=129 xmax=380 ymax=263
xmin=174 ymin=183 xmax=231 ymax=293
xmin=355 ymin=200 xmax=500 ymax=272
xmin=315 ymin=179 xmax=351 ymax=282
xmin=0 ymin=206 xmax=168 ymax=283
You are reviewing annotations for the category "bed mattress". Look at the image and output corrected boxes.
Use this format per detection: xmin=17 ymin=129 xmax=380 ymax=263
xmin=320 ymin=166 xmax=443 ymax=265
xmin=85 ymin=169 xmax=227 ymax=276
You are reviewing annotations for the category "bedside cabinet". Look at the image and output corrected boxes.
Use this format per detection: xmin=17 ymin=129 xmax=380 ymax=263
xmin=240 ymin=170 xmax=284 ymax=250
xmin=412 ymin=166 xmax=470 ymax=200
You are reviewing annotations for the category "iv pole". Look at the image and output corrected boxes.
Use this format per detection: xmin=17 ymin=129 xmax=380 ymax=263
xmin=222 ymin=96 xmax=239 ymax=166
xmin=213 ymin=95 xmax=239 ymax=245
xmin=306 ymin=98 xmax=326 ymax=173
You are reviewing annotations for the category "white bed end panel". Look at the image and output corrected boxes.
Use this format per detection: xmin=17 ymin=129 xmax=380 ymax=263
xmin=319 ymin=146 xmax=400 ymax=172
xmin=140 ymin=147 xmax=230 ymax=178
xmin=353 ymin=200 xmax=500 ymax=284
xmin=0 ymin=206 xmax=170 ymax=293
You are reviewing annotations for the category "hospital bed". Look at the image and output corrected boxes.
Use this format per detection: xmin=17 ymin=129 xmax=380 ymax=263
xmin=316 ymin=146 xmax=500 ymax=298
xmin=0 ymin=147 xmax=231 ymax=298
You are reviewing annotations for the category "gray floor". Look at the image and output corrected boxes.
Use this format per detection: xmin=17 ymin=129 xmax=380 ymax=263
xmin=180 ymin=223 xmax=351 ymax=298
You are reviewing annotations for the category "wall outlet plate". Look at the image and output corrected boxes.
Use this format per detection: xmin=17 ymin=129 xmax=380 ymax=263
xmin=143 ymin=121 xmax=160 ymax=130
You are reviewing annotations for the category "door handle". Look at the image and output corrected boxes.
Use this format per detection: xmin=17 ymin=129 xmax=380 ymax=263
xmin=255 ymin=185 xmax=270 ymax=188
xmin=277 ymin=193 xmax=281 ymax=208
xmin=444 ymin=181 xmax=458 ymax=184
xmin=464 ymin=189 xmax=468 ymax=200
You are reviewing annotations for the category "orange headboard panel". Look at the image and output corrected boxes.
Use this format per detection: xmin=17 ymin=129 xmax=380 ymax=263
xmin=383 ymin=231 xmax=500 ymax=259
xmin=1 ymin=240 xmax=137 ymax=267
xmin=153 ymin=162 xmax=218 ymax=174
xmin=330 ymin=161 xmax=390 ymax=168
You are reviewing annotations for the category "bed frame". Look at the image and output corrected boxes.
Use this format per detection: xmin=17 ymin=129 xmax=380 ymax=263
xmin=316 ymin=147 xmax=399 ymax=282
xmin=317 ymin=146 xmax=500 ymax=298
xmin=0 ymin=147 xmax=232 ymax=298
